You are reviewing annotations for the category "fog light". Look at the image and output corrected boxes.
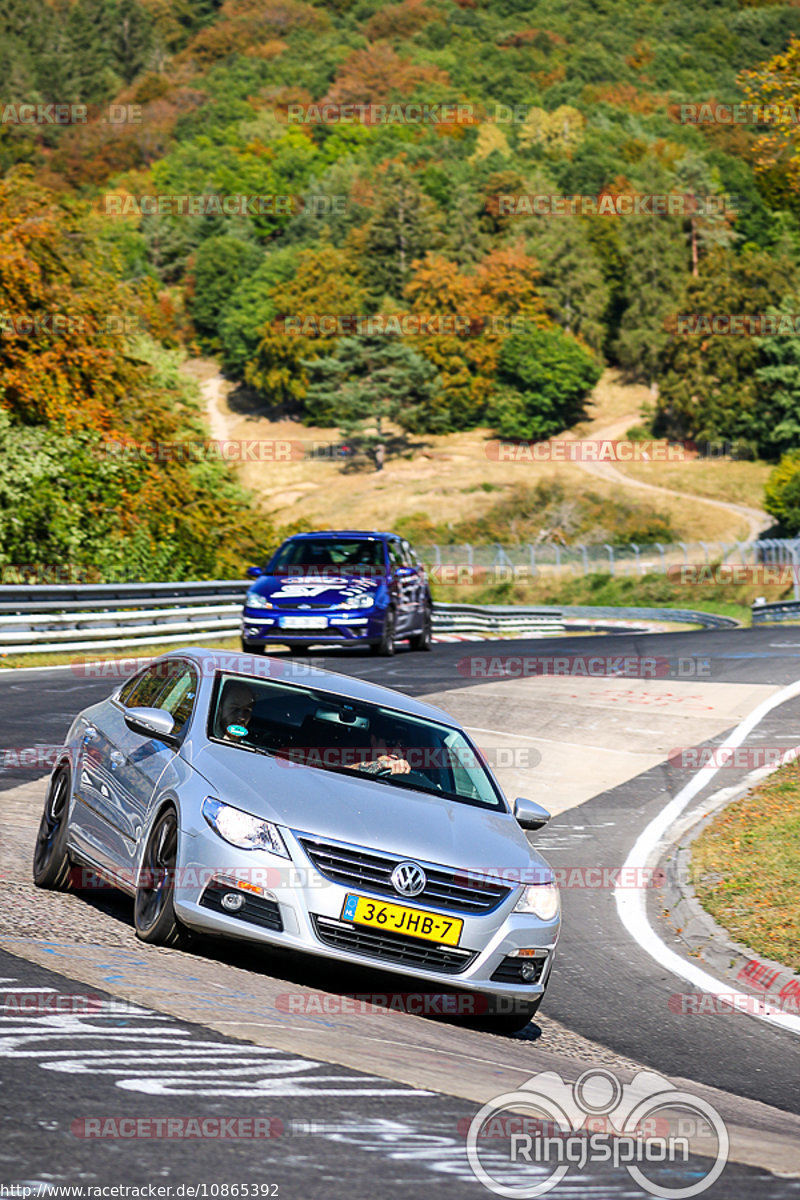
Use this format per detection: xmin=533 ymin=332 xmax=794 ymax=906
xmin=221 ymin=892 xmax=245 ymax=913
xmin=520 ymin=960 xmax=540 ymax=982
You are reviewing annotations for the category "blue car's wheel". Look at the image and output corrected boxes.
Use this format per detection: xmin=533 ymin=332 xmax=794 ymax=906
xmin=409 ymin=605 xmax=433 ymax=651
xmin=370 ymin=607 xmax=396 ymax=656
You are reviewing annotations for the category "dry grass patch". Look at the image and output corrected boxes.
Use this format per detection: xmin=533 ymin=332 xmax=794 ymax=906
xmin=691 ymin=761 xmax=800 ymax=972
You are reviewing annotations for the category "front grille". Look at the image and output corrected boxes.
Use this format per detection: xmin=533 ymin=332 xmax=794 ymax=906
xmin=490 ymin=954 xmax=546 ymax=985
xmin=200 ymin=881 xmax=283 ymax=932
xmin=271 ymin=600 xmax=335 ymax=609
xmin=299 ymin=836 xmax=511 ymax=915
xmin=312 ymin=915 xmax=477 ymax=974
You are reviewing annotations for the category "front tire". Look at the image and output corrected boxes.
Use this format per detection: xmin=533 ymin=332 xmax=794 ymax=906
xmin=134 ymin=806 xmax=189 ymax=947
xmin=241 ymin=640 xmax=265 ymax=655
xmin=409 ymin=605 xmax=433 ymax=651
xmin=370 ymin=608 xmax=396 ymax=656
xmin=32 ymin=766 xmax=73 ymax=890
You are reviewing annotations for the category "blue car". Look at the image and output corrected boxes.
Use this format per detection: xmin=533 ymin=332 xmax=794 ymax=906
xmin=241 ymin=531 xmax=433 ymax=656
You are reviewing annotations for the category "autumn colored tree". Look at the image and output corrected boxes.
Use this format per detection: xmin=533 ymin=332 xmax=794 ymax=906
xmin=245 ymin=245 xmax=368 ymax=406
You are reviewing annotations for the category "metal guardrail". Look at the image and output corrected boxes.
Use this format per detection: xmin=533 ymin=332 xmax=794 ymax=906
xmin=0 ymin=583 xmax=737 ymax=656
xmin=751 ymin=599 xmax=800 ymax=624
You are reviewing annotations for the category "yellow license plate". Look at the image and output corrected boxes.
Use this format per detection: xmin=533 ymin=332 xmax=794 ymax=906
xmin=341 ymin=894 xmax=463 ymax=946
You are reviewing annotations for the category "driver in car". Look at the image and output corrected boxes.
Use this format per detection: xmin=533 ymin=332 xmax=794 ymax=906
xmin=218 ymin=681 xmax=255 ymax=739
xmin=348 ymin=722 xmax=411 ymax=776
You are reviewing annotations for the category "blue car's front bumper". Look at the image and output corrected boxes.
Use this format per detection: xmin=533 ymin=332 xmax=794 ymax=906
xmin=241 ymin=606 xmax=386 ymax=646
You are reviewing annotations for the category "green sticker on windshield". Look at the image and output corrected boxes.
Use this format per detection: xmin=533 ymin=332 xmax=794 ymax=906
xmin=227 ymin=724 xmax=248 ymax=738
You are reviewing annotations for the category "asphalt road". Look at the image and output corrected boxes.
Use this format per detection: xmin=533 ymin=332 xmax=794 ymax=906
xmin=3 ymin=627 xmax=800 ymax=1191
xmin=0 ymin=946 xmax=794 ymax=1198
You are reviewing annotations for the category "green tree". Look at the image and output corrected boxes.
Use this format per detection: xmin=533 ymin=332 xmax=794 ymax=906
xmin=764 ymin=451 xmax=800 ymax=534
xmin=361 ymin=162 xmax=442 ymax=300
xmin=655 ymin=246 xmax=798 ymax=448
xmin=752 ymin=297 xmax=800 ymax=458
xmin=488 ymin=325 xmax=601 ymax=440
xmin=186 ymin=235 xmax=262 ymax=347
xmin=302 ymin=334 xmax=440 ymax=464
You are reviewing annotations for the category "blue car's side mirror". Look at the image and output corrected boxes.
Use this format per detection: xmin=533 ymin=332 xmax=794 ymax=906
xmin=246 ymin=566 xmax=264 ymax=578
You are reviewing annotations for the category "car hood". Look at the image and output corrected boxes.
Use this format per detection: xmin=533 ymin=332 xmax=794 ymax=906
xmin=248 ymin=574 xmax=382 ymax=604
xmin=190 ymin=741 xmax=548 ymax=877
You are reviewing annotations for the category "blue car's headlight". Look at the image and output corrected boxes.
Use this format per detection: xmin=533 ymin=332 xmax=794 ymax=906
xmin=512 ymin=882 xmax=560 ymax=921
xmin=342 ymin=593 xmax=375 ymax=609
xmin=246 ymin=591 xmax=274 ymax=609
xmin=202 ymin=797 xmax=289 ymax=856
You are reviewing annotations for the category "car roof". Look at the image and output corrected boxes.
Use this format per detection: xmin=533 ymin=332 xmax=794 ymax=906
xmin=282 ymin=530 xmax=397 ymax=540
xmin=166 ymin=648 xmax=457 ymax=727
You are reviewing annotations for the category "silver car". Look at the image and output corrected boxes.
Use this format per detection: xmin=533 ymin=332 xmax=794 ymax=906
xmin=33 ymin=649 xmax=560 ymax=1032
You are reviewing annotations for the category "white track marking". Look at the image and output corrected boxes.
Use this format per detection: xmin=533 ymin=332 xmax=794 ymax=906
xmin=615 ymin=677 xmax=800 ymax=1035
xmin=0 ymin=993 xmax=432 ymax=1096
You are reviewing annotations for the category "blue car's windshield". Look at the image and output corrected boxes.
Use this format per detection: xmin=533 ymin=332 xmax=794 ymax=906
xmin=208 ymin=675 xmax=505 ymax=811
xmin=269 ymin=538 xmax=385 ymax=573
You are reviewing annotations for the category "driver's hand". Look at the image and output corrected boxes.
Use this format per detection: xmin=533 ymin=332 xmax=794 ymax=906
xmin=375 ymin=753 xmax=410 ymax=775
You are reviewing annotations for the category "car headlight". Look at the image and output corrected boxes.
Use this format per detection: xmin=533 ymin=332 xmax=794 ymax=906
xmin=202 ymin=797 xmax=289 ymax=856
xmin=342 ymin=593 xmax=374 ymax=609
xmin=246 ymin=591 xmax=274 ymax=609
xmin=513 ymin=882 xmax=560 ymax=921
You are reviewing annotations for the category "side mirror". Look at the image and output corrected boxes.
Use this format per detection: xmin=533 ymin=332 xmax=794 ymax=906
xmin=246 ymin=566 xmax=264 ymax=578
xmin=513 ymin=797 xmax=551 ymax=831
xmin=124 ymin=707 xmax=178 ymax=746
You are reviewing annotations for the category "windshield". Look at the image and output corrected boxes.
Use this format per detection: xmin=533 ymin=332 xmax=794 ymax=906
xmin=208 ymin=674 xmax=504 ymax=811
xmin=268 ymin=538 xmax=385 ymax=573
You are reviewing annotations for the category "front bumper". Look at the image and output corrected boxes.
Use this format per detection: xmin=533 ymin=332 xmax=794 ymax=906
xmin=242 ymin=607 xmax=383 ymax=644
xmin=175 ymin=823 xmax=560 ymax=1003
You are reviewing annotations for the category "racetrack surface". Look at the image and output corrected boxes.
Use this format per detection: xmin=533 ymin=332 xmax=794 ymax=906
xmin=3 ymin=627 xmax=800 ymax=1190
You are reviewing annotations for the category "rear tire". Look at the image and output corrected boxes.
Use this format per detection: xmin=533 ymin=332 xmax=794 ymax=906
xmin=370 ymin=608 xmax=396 ymax=656
xmin=32 ymin=766 xmax=73 ymax=890
xmin=134 ymin=806 xmax=190 ymax=948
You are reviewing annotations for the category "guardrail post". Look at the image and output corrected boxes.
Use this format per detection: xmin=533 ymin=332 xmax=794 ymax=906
xmin=529 ymin=544 xmax=537 ymax=577
xmin=579 ymin=544 xmax=589 ymax=576
xmin=655 ymin=543 xmax=666 ymax=573
xmin=792 ymin=541 xmax=800 ymax=602
xmin=631 ymin=543 xmax=641 ymax=574
xmin=605 ymin=544 xmax=615 ymax=575
xmin=679 ymin=542 xmax=689 ymax=566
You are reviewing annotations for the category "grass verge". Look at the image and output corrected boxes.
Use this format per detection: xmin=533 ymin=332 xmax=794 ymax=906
xmin=0 ymin=636 xmax=243 ymax=671
xmin=691 ymin=760 xmax=800 ymax=972
xmin=430 ymin=571 xmax=761 ymax=624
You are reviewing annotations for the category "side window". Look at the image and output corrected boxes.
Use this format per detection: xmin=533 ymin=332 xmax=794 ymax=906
xmin=158 ymin=665 xmax=199 ymax=735
xmin=388 ymin=541 xmax=404 ymax=568
xmin=400 ymin=540 xmax=414 ymax=567
xmin=119 ymin=664 xmax=168 ymax=709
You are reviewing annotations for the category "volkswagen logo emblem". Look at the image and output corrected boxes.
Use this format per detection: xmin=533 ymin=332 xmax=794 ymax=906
xmin=391 ymin=860 xmax=426 ymax=898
